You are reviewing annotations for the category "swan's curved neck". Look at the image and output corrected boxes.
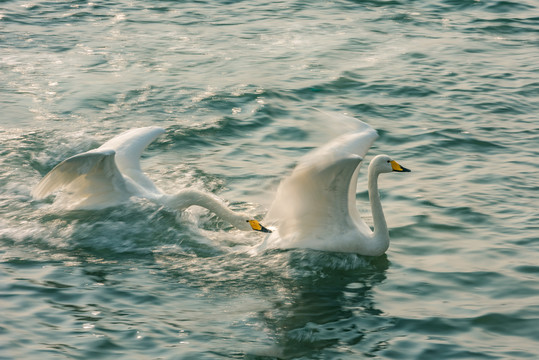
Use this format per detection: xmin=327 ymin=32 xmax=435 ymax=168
xmin=367 ymin=163 xmax=389 ymax=254
xmin=161 ymin=190 xmax=251 ymax=231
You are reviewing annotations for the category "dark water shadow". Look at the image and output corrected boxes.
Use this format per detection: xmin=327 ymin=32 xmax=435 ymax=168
xmin=247 ymin=250 xmax=390 ymax=359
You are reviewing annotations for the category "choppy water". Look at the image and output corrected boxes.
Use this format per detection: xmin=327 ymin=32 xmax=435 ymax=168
xmin=1 ymin=0 xmax=538 ymax=359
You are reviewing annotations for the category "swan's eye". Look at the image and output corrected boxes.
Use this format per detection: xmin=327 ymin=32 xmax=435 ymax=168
xmin=387 ymin=160 xmax=391 ymax=163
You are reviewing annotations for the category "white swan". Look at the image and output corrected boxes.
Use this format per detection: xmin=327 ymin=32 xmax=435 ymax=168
xmin=32 ymin=127 xmax=270 ymax=233
xmin=261 ymin=119 xmax=410 ymax=256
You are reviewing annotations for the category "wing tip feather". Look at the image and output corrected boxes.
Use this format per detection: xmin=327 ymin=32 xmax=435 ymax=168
xmin=31 ymin=176 xmax=55 ymax=200
xmin=31 ymin=150 xmax=118 ymax=201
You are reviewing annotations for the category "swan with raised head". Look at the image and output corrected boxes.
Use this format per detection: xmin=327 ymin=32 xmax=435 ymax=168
xmin=32 ymin=127 xmax=270 ymax=233
xmin=260 ymin=118 xmax=410 ymax=256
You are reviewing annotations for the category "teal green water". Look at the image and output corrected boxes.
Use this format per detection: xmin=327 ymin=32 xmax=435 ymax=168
xmin=1 ymin=0 xmax=538 ymax=358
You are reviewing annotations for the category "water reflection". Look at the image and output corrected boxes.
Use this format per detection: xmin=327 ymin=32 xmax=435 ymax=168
xmin=250 ymin=250 xmax=390 ymax=359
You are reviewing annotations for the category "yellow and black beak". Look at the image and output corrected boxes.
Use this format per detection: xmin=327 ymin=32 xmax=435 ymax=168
xmin=247 ymin=219 xmax=272 ymax=233
xmin=390 ymin=160 xmax=411 ymax=172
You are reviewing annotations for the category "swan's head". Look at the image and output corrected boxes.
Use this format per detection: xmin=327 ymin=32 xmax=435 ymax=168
xmin=370 ymin=154 xmax=411 ymax=174
xmin=247 ymin=219 xmax=272 ymax=233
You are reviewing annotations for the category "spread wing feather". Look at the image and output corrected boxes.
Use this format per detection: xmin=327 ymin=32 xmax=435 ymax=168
xmin=31 ymin=149 xmax=128 ymax=203
xmin=266 ymin=118 xmax=378 ymax=239
xmin=97 ymin=127 xmax=165 ymax=193
xmin=32 ymin=127 xmax=166 ymax=209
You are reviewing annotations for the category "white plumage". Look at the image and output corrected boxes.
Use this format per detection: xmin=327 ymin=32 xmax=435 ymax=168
xmin=32 ymin=127 xmax=267 ymax=232
xmin=261 ymin=118 xmax=410 ymax=256
xmin=33 ymin=118 xmax=410 ymax=254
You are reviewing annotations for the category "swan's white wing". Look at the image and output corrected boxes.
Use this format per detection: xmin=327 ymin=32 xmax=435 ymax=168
xmin=32 ymin=149 xmax=130 ymax=209
xmin=97 ymin=127 xmax=165 ymax=194
xmin=267 ymin=155 xmax=363 ymax=239
xmin=298 ymin=120 xmax=378 ymax=171
xmin=266 ymin=119 xmax=378 ymax=243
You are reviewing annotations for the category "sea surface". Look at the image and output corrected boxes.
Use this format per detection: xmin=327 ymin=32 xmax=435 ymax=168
xmin=1 ymin=0 xmax=538 ymax=359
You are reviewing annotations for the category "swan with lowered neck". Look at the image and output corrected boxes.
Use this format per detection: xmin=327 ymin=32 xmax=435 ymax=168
xmin=260 ymin=119 xmax=410 ymax=256
xmin=32 ymin=127 xmax=270 ymax=233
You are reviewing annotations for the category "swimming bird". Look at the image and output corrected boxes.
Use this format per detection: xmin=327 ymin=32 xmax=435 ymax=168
xmin=32 ymin=127 xmax=270 ymax=233
xmin=260 ymin=118 xmax=410 ymax=256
